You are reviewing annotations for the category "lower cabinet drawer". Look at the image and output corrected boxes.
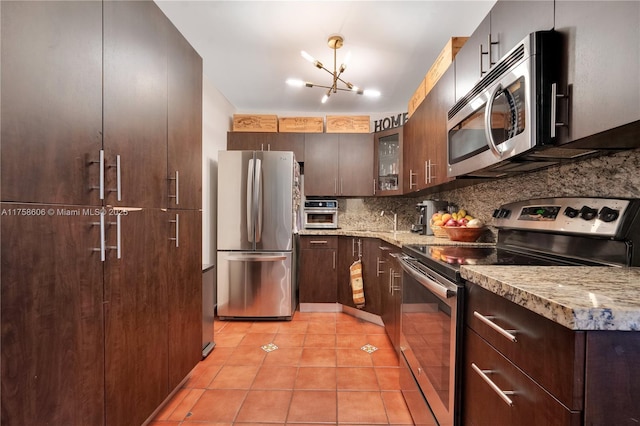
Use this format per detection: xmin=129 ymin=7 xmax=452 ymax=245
xmin=463 ymin=328 xmax=582 ymax=426
xmin=465 ymin=282 xmax=585 ymax=410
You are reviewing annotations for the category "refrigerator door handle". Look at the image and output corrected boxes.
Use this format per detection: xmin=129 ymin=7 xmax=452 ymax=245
xmin=227 ymin=254 xmax=287 ymax=262
xmin=247 ymin=158 xmax=255 ymax=243
xmin=255 ymin=158 xmax=263 ymax=243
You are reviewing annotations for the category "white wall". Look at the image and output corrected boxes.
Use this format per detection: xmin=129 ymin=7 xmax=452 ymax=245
xmin=202 ymin=77 xmax=235 ymax=264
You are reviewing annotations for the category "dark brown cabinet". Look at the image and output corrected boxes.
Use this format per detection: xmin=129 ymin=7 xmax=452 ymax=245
xmin=463 ymin=282 xmax=640 ymax=425
xmin=554 ymin=1 xmax=640 ymax=147
xmin=304 ymin=133 xmax=374 ymax=196
xmin=337 ymin=236 xmax=362 ymax=308
xmin=104 ymin=208 xmax=169 ymax=426
xmin=337 ymin=237 xmax=384 ymax=316
xmin=0 ymin=1 xmax=103 ymax=206
xmin=103 ymin=0 xmax=169 ymax=209
xmin=454 ymin=0 xmax=554 ymax=101
xmin=298 ymin=236 xmax=338 ymax=303
xmin=403 ymin=66 xmax=455 ymax=193
xmin=168 ymin=26 xmax=203 ymax=210
xmin=1 ymin=2 xmax=203 ymax=425
xmin=1 ymin=203 xmax=105 ymax=426
xmin=167 ymin=210 xmax=203 ymax=389
xmin=227 ymin=132 xmax=305 ymax=161
xmin=380 ymin=243 xmax=401 ymax=353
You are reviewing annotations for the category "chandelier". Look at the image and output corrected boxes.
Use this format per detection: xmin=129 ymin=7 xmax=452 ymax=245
xmin=286 ymin=35 xmax=381 ymax=103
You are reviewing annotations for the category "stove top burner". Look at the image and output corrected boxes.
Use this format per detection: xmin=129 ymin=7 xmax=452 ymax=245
xmin=402 ymin=244 xmax=585 ymax=282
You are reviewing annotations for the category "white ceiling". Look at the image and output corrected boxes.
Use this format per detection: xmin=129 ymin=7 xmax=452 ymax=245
xmin=155 ymin=0 xmax=496 ymax=115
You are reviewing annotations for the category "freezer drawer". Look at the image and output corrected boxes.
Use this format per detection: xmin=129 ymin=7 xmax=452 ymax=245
xmin=217 ymin=251 xmax=294 ymax=319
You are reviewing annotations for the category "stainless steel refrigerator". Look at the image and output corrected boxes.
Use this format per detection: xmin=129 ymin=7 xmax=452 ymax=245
xmin=217 ymin=150 xmax=300 ymax=319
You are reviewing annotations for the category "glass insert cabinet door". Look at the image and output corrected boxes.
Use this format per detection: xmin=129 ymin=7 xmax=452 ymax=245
xmin=374 ymin=127 xmax=403 ymax=195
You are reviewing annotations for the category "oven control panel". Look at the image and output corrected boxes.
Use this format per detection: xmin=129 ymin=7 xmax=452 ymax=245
xmin=493 ymin=197 xmax=632 ymax=237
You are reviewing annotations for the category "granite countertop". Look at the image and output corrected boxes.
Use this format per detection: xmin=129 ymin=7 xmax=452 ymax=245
xmin=298 ymin=228 xmax=493 ymax=248
xmin=461 ymin=265 xmax=640 ymax=331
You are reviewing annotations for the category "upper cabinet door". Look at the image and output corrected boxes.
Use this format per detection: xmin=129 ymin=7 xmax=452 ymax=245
xmin=489 ymin=1 xmax=554 ymax=61
xmin=454 ymin=1 xmax=554 ymax=102
xmin=0 ymin=1 xmax=102 ymax=205
xmin=103 ymin=1 xmax=168 ymax=208
xmin=168 ymin=24 xmax=203 ymax=210
xmin=339 ymin=134 xmax=374 ymax=196
xmin=454 ymin=13 xmax=490 ymax=102
xmin=555 ymin=1 xmax=640 ymax=145
xmin=304 ymin=133 xmax=340 ymax=196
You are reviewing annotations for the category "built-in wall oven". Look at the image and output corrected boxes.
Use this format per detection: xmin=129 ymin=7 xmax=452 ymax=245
xmin=397 ymin=197 xmax=640 ymax=426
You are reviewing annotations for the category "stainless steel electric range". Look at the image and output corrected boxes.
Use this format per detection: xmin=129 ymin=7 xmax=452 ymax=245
xmin=396 ymin=197 xmax=640 ymax=426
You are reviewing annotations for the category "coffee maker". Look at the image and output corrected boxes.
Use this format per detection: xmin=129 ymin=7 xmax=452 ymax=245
xmin=412 ymin=200 xmax=448 ymax=235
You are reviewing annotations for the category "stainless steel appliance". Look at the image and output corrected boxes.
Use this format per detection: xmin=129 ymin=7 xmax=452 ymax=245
xmin=447 ymin=31 xmax=603 ymax=179
xmin=217 ymin=150 xmax=301 ymax=320
xmin=202 ymin=265 xmax=215 ymax=357
xmin=397 ymin=196 xmax=640 ymax=426
xmin=303 ymin=199 xmax=338 ymax=229
xmin=413 ymin=200 xmax=448 ymax=235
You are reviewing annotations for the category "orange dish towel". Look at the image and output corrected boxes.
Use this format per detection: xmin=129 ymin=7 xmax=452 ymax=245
xmin=350 ymin=260 xmax=365 ymax=308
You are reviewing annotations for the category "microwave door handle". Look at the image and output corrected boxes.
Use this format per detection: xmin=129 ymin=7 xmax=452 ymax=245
xmin=484 ymin=83 xmax=504 ymax=158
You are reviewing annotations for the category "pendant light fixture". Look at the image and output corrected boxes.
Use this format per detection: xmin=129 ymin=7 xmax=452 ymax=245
xmin=286 ymin=35 xmax=381 ymax=103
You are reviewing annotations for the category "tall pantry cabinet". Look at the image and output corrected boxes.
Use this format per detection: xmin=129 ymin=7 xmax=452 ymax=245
xmin=0 ymin=1 xmax=203 ymax=426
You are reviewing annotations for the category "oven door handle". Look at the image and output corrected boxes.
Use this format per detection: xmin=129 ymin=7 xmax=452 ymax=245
xmin=397 ymin=255 xmax=456 ymax=299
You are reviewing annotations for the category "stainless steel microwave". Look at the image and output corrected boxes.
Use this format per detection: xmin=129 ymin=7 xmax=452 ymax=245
xmin=446 ymin=31 xmax=598 ymax=178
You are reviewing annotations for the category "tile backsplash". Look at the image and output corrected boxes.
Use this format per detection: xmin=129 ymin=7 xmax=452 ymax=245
xmin=337 ymin=148 xmax=640 ymax=238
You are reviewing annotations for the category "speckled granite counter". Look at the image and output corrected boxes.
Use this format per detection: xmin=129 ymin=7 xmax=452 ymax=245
xmin=461 ymin=266 xmax=640 ymax=331
xmin=298 ymin=228 xmax=493 ymax=248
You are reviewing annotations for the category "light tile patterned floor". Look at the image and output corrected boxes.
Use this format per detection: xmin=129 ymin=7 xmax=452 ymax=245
xmin=150 ymin=311 xmax=414 ymax=425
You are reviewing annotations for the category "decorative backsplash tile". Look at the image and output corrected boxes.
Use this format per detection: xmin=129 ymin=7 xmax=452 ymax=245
xmin=337 ymin=148 xmax=640 ymax=236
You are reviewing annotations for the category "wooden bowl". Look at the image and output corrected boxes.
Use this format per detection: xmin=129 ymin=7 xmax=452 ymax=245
xmin=443 ymin=226 xmax=486 ymax=242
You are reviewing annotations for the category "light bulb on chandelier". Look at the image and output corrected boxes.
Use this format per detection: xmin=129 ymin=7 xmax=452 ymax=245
xmin=286 ymin=35 xmax=381 ymax=103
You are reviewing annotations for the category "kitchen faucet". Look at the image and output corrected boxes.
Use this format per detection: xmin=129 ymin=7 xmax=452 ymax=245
xmin=381 ymin=210 xmax=397 ymax=232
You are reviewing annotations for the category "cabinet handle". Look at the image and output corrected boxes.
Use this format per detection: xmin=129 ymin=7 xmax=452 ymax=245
xmin=357 ymin=239 xmax=362 ymax=260
xmin=106 ymin=155 xmax=121 ymax=201
xmin=392 ymin=271 xmax=401 ymax=293
xmin=334 ymin=178 xmax=338 ymax=195
xmin=471 ymin=363 xmax=514 ymax=407
xmin=409 ymin=169 xmax=417 ymax=189
xmin=107 ymin=154 xmax=122 ymax=201
xmin=373 ymin=179 xmax=376 ymax=195
xmin=92 ymin=211 xmax=106 ymax=262
xmin=487 ymin=33 xmax=498 ymax=67
xmin=89 ymin=150 xmax=105 ymax=200
xmin=480 ymin=34 xmax=499 ymax=76
xmin=376 ymin=257 xmax=385 ymax=277
xmin=388 ymin=267 xmax=393 ymax=294
xmin=425 ymin=160 xmax=435 ymax=184
xmin=107 ymin=214 xmax=122 ymax=259
xmin=352 ymin=238 xmax=356 ymax=257
xmin=309 ymin=240 xmax=328 ymax=245
xmin=169 ymin=213 xmax=179 ymax=248
xmin=332 ymin=251 xmax=336 ymax=270
xmin=473 ymin=311 xmax=518 ymax=342
xmin=550 ymin=83 xmax=569 ymax=138
xmin=169 ymin=170 xmax=180 ymax=205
